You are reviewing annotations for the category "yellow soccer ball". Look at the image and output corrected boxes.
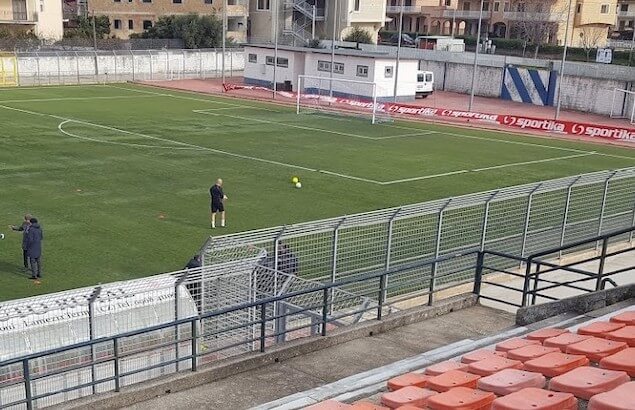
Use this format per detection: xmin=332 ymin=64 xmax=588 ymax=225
xmin=292 ymin=176 xmax=299 ymax=184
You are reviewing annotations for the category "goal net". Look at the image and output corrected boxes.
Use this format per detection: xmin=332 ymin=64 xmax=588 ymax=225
xmin=296 ymin=75 xmax=392 ymax=124
xmin=610 ymin=88 xmax=635 ymax=124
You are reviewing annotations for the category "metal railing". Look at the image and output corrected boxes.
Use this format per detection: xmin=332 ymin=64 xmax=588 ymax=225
xmin=503 ymin=11 xmax=563 ymax=21
xmin=475 ymin=225 xmax=635 ymax=308
xmin=0 ymin=251 xmax=477 ymax=410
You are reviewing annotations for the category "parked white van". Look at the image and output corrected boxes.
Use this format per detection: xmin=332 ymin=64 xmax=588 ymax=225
xmin=416 ymin=71 xmax=434 ymax=98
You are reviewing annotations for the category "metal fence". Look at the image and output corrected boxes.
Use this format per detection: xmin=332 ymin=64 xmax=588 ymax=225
xmin=202 ymin=167 xmax=635 ymax=303
xmin=0 ymin=48 xmax=245 ymax=87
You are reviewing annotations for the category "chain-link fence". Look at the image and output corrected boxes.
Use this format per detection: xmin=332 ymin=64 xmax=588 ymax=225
xmin=0 ymin=48 xmax=244 ymax=86
xmin=202 ymin=167 xmax=635 ymax=302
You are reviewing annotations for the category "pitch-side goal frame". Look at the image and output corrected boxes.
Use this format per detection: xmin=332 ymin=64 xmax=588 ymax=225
xmin=610 ymin=88 xmax=635 ymax=125
xmin=296 ymin=74 xmax=383 ymax=124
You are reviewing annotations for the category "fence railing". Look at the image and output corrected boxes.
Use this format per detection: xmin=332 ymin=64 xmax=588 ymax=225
xmin=475 ymin=225 xmax=635 ymax=309
xmin=0 ymin=250 xmax=477 ymax=410
xmin=202 ymin=168 xmax=635 ymax=302
xmin=0 ymin=48 xmax=245 ymax=87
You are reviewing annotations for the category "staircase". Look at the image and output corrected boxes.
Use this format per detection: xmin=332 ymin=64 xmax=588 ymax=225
xmin=283 ymin=0 xmax=325 ymax=45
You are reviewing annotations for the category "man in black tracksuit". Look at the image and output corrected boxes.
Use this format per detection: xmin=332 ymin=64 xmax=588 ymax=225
xmin=10 ymin=213 xmax=31 ymax=270
xmin=25 ymin=218 xmax=43 ymax=280
xmin=210 ymin=178 xmax=227 ymax=229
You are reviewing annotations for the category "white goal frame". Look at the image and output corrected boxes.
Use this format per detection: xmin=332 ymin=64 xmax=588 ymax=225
xmin=296 ymin=74 xmax=383 ymax=124
xmin=610 ymin=88 xmax=635 ymax=124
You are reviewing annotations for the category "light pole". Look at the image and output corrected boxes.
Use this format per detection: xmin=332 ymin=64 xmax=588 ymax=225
xmin=393 ymin=0 xmax=404 ymax=102
xmin=273 ymin=0 xmax=279 ymax=98
xmin=554 ymin=0 xmax=573 ymax=119
xmin=468 ymin=0 xmax=485 ymax=112
xmin=221 ymin=0 xmax=227 ymax=86
xmin=329 ymin=0 xmax=338 ymax=97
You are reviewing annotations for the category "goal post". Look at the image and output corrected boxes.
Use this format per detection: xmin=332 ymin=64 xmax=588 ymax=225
xmin=0 ymin=52 xmax=18 ymax=87
xmin=296 ymin=75 xmax=391 ymax=124
xmin=610 ymin=88 xmax=635 ymax=124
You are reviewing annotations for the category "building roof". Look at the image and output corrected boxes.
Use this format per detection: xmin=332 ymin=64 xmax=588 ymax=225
xmin=245 ymin=43 xmax=419 ymax=61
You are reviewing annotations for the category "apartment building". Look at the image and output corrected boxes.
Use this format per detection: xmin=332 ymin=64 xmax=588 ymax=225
xmin=385 ymin=0 xmax=617 ymax=47
xmin=0 ymin=0 xmax=63 ymax=39
xmin=88 ymin=0 xmax=249 ymax=41
xmin=617 ymin=0 xmax=634 ymax=31
xmin=249 ymin=0 xmax=387 ymax=45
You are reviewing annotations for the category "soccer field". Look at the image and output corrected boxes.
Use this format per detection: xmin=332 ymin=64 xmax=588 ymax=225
xmin=1 ymin=82 xmax=634 ymax=301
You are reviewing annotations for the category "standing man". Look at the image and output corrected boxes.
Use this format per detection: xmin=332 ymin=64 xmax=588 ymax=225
xmin=210 ymin=178 xmax=228 ymax=229
xmin=25 ymin=217 xmax=43 ymax=280
xmin=9 ymin=213 xmax=31 ymax=271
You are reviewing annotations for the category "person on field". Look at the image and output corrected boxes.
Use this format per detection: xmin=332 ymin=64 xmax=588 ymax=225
xmin=210 ymin=178 xmax=228 ymax=229
xmin=9 ymin=213 xmax=32 ymax=271
xmin=25 ymin=218 xmax=43 ymax=280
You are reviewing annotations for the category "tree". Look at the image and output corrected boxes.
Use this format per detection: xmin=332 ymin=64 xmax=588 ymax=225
xmin=343 ymin=27 xmax=373 ymax=44
xmin=64 ymin=15 xmax=110 ymax=39
xmin=510 ymin=0 xmax=568 ymax=58
xmin=133 ymin=14 xmax=223 ymax=49
xmin=578 ymin=26 xmax=605 ymax=61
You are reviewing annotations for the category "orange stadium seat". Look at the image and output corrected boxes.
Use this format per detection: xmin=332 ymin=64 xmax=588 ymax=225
xmin=462 ymin=349 xmax=507 ymax=364
xmin=427 ymin=370 xmax=481 ymax=392
xmin=387 ymin=373 xmax=431 ymax=391
xmin=394 ymin=406 xmax=424 ymax=410
xmin=491 ymin=388 xmax=577 ymax=410
xmin=306 ymin=400 xmax=352 ymax=409
xmin=467 ymin=356 xmax=524 ymax=376
xmin=587 ymin=381 xmax=635 ymax=410
xmin=425 ymin=361 xmax=469 ymax=376
xmin=426 ymin=387 xmax=495 ymax=410
xmin=604 ymin=326 xmax=635 ymax=347
xmin=495 ymin=338 xmax=541 ymax=352
xmin=543 ymin=333 xmax=592 ymax=352
xmin=506 ymin=345 xmax=561 ymax=362
xmin=525 ymin=328 xmax=569 ymax=342
xmin=599 ymin=347 xmax=635 ymax=377
xmin=351 ymin=402 xmax=390 ymax=410
xmin=548 ymin=366 xmax=630 ymax=400
xmin=380 ymin=386 xmax=436 ymax=409
xmin=477 ymin=368 xmax=546 ymax=396
xmin=523 ymin=352 xmax=589 ymax=377
xmin=578 ymin=321 xmax=625 ymax=337
xmin=565 ymin=337 xmax=628 ymax=362
xmin=610 ymin=311 xmax=635 ymax=326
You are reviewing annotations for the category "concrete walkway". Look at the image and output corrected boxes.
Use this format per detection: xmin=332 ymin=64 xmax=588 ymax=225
xmin=480 ymin=247 xmax=635 ymax=313
xmin=124 ymin=305 xmax=514 ymax=410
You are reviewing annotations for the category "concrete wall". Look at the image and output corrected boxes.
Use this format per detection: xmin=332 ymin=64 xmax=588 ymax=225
xmin=15 ymin=49 xmax=245 ymax=86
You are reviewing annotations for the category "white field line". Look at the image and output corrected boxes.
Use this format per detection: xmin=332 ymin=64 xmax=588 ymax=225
xmin=381 ymin=170 xmax=471 ymax=185
xmin=374 ymin=131 xmax=437 ymax=140
xmin=0 ymin=95 xmax=161 ymax=104
xmin=193 ymin=106 xmax=244 ymax=112
xmin=194 ymin=110 xmax=433 ymax=141
xmin=0 ymin=84 xmax=109 ymax=92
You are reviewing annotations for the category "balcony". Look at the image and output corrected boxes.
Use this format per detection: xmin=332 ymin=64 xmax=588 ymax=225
xmin=618 ymin=10 xmax=635 ymax=17
xmin=226 ymin=4 xmax=248 ymax=17
xmin=386 ymin=5 xmax=424 ymax=14
xmin=503 ymin=11 xmax=562 ymax=22
xmin=442 ymin=9 xmax=488 ymax=19
xmin=0 ymin=10 xmax=38 ymax=24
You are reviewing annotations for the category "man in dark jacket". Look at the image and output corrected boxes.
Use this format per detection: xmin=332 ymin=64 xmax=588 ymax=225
xmin=25 ymin=218 xmax=43 ymax=279
xmin=9 ymin=213 xmax=31 ymax=270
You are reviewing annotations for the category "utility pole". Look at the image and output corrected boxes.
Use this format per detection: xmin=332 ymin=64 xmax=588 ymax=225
xmin=92 ymin=13 xmax=98 ymax=50
xmin=221 ymin=0 xmax=227 ymax=86
xmin=393 ymin=0 xmax=404 ymax=102
xmin=468 ymin=0 xmax=485 ymax=112
xmin=554 ymin=0 xmax=573 ymax=119
xmin=273 ymin=0 xmax=279 ymax=98
xmin=329 ymin=0 xmax=338 ymax=97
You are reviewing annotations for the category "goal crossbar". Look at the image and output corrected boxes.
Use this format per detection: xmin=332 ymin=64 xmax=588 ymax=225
xmin=610 ymin=88 xmax=635 ymax=124
xmin=296 ymin=74 xmax=384 ymax=124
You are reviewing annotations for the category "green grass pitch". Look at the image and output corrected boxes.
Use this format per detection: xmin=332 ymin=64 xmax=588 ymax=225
xmin=1 ymin=83 xmax=634 ymax=302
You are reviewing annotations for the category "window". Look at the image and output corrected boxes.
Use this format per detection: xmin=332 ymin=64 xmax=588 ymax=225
xmin=205 ymin=0 xmax=212 ymax=3
xmin=128 ymin=19 xmax=134 ymax=29
xmin=276 ymin=57 xmax=289 ymax=67
xmin=257 ymin=0 xmax=270 ymax=10
xmin=356 ymin=65 xmax=368 ymax=77
xmin=265 ymin=56 xmax=275 ymax=65
xmin=173 ymin=0 xmax=182 ymax=3
xmin=142 ymin=0 xmax=151 ymax=3
xmin=114 ymin=0 xmax=121 ymax=2
xmin=248 ymin=53 xmax=257 ymax=63
xmin=317 ymin=60 xmax=344 ymax=74
xmin=445 ymin=0 xmax=451 ymax=6
xmin=493 ymin=1 xmax=499 ymax=12
xmin=576 ymin=3 xmax=581 ymax=13
xmin=600 ymin=4 xmax=609 ymax=13
xmin=463 ymin=2 xmax=470 ymax=11
xmin=425 ymin=73 xmax=432 ymax=82
xmin=384 ymin=66 xmax=393 ymax=78
xmin=483 ymin=1 xmax=489 ymax=11
xmin=114 ymin=19 xmax=121 ymax=29
xmin=417 ymin=73 xmax=424 ymax=82
xmin=143 ymin=20 xmax=152 ymax=29
xmin=504 ymin=1 xmax=510 ymax=12
xmin=621 ymin=4 xmax=628 ymax=12
xmin=354 ymin=0 xmax=360 ymax=11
